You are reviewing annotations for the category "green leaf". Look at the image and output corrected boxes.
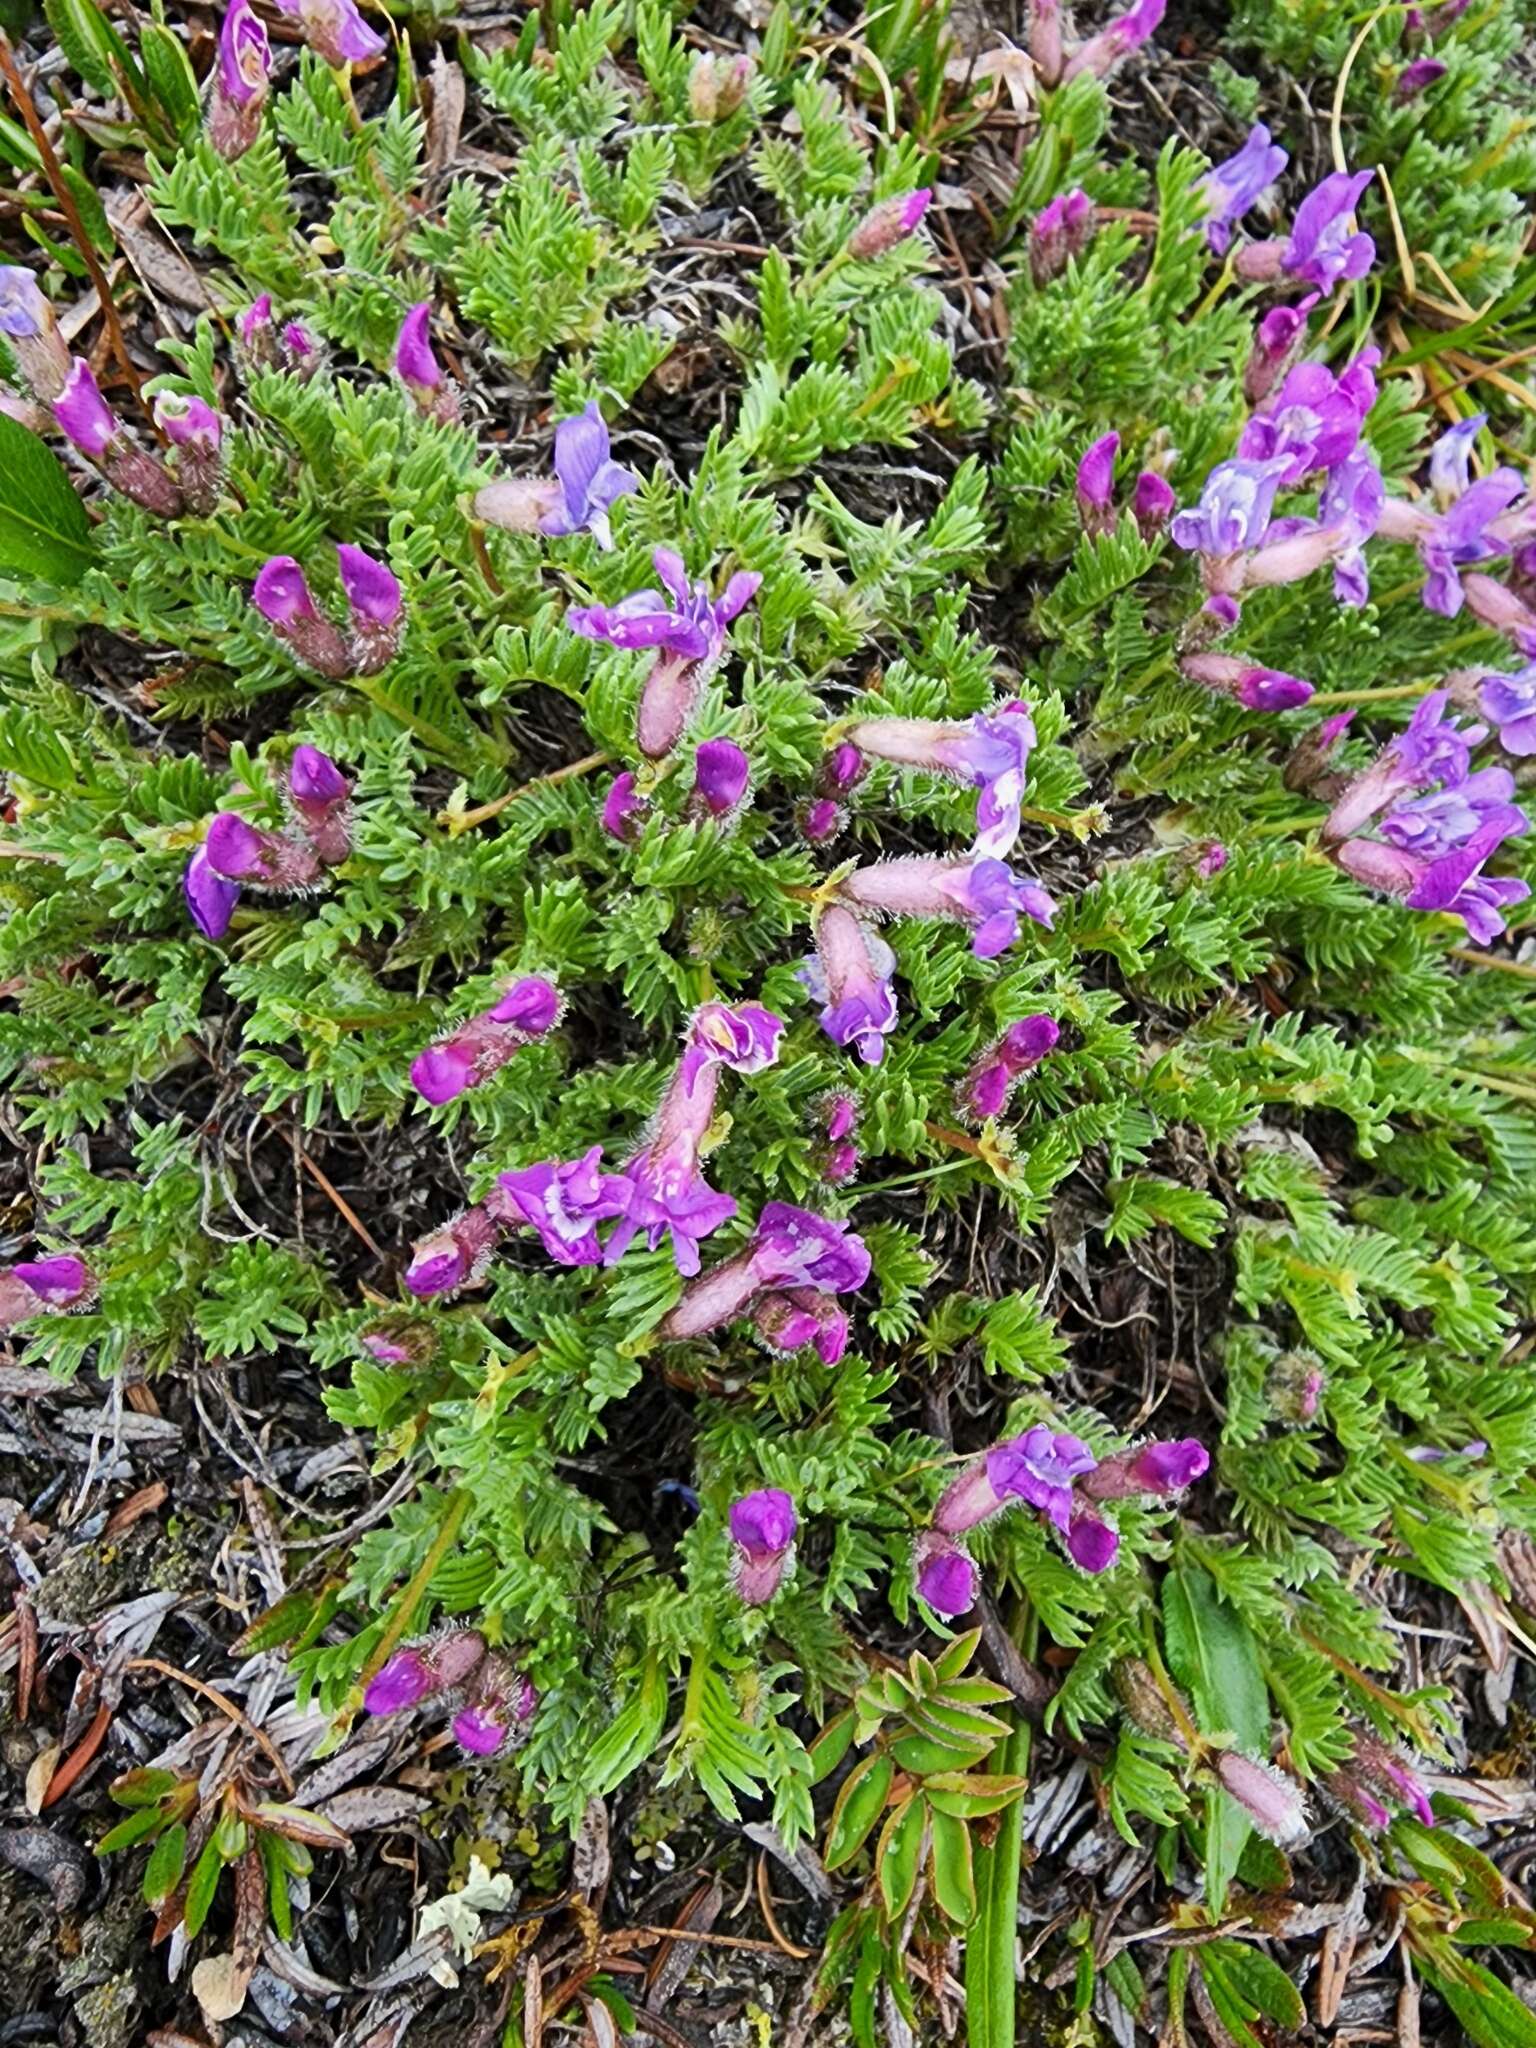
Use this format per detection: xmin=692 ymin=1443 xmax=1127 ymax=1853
xmin=108 ymin=1766 xmax=183 ymax=1808
xmin=1163 ymin=1565 xmax=1269 ymax=1915
xmin=0 ymin=411 xmax=96 ymax=584
xmin=140 ymin=23 xmax=201 ymax=144
xmin=967 ymin=1719 xmax=1029 ymax=2048
xmin=876 ymin=1792 xmax=926 ymax=1920
xmin=586 ymin=1656 xmax=668 ymax=1796
xmin=182 ymin=1837 xmax=225 ymax=1939
xmin=824 ymin=1751 xmax=894 ymax=1870
xmin=97 ymin=1805 xmax=168 ymax=1855
xmin=1201 ymin=1938 xmax=1305 ymax=2031
xmin=927 ymin=1805 xmax=976 ymax=1925
xmin=1415 ymin=1955 xmax=1536 ymax=2048
xmin=143 ymin=1822 xmax=188 ymax=1904
xmin=808 ymin=1709 xmax=857 ymax=1785
xmin=923 ymin=1772 xmax=1029 ymax=1819
xmin=890 ymin=1732 xmax=990 ymax=1775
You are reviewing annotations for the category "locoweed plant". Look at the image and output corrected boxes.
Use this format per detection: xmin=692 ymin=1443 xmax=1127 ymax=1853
xmin=3 ymin=0 xmax=1536 ymax=2038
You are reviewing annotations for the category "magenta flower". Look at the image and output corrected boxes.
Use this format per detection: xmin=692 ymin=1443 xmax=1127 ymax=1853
xmin=207 ymin=0 xmax=271 ymax=159
xmin=53 ymin=356 xmax=117 ymax=458
xmin=800 ymin=797 xmax=843 ymax=844
xmin=203 ymin=810 xmax=323 ymax=893
xmin=658 ymin=1202 xmax=870 ymax=1346
xmin=1065 ymin=1514 xmax=1120 ymax=1571
xmin=272 ymin=0 xmax=386 ymax=68
xmin=1132 ymin=470 xmax=1176 ymax=535
xmin=1199 ymin=123 xmax=1287 ymax=254
xmin=1076 ymin=431 xmax=1119 ymax=533
xmin=600 ymin=770 xmax=649 ymax=841
xmin=800 ymin=905 xmax=899 ymax=1065
xmin=238 ymin=295 xmax=272 ymax=350
xmin=251 ymin=557 xmax=352 ymax=678
xmin=154 ymin=393 xmax=222 ymax=452
xmin=1281 ymin=168 xmax=1376 ymax=291
xmin=0 ymin=266 xmax=70 ymax=400
xmin=913 ymin=1531 xmax=978 ymax=1616
xmin=1376 ymin=413 xmax=1526 ymax=618
xmin=843 ymin=702 xmax=1037 ymax=860
xmin=847 ymin=188 xmax=931 ymax=260
xmin=817 ymin=1091 xmax=860 ymax=1184
xmin=337 ymin=542 xmax=404 ymax=671
xmin=494 ymin=1146 xmax=633 ymax=1267
xmin=539 ymin=402 xmax=639 ymax=546
xmin=404 ymin=1204 xmax=502 ymax=1298
xmin=729 ymin=1489 xmax=797 ymax=1605
xmin=960 ymin=1013 xmax=1060 ymax=1121
xmin=1062 ymin=0 xmax=1166 ymax=80
xmin=1082 ymin=1437 xmax=1209 ymax=1499
xmin=1396 ymin=56 xmax=1446 ymax=100
xmin=393 ymin=301 xmax=458 ymax=422
xmin=287 ymin=744 xmax=352 ymax=864
xmin=684 ymin=1001 xmax=784 ymax=1080
xmin=838 ymin=854 xmax=1057 ymax=958
xmin=1480 ymin=664 xmax=1536 ymax=754
xmin=452 ymin=1662 xmax=537 ymax=1758
xmin=0 ymin=1252 xmax=95 ymax=1326
xmin=1029 ymin=187 xmax=1094 ymax=285
xmin=690 ymin=738 xmax=750 ymax=820
xmin=1243 ymin=295 xmax=1318 ymax=406
xmin=1238 ymin=349 xmax=1379 ymax=485
xmin=184 ymin=845 xmax=242 ymax=939
xmin=753 ymin=1286 xmax=850 ymax=1363
xmin=364 ymin=1628 xmax=487 ymax=1716
xmin=1181 ymin=653 xmax=1314 ymax=712
xmin=820 ymin=740 xmax=868 ymax=799
xmin=410 ymin=974 xmax=561 ymax=1104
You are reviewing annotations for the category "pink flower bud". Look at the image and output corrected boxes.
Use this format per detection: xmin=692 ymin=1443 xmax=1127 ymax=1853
xmin=689 ymin=51 xmax=752 ymax=121
xmin=252 ymin=556 xmax=353 ymax=678
xmin=404 ymin=1204 xmax=502 ymax=1297
xmin=1082 ymin=1436 xmax=1209 ymax=1500
xmin=394 ymin=301 xmax=458 ymax=421
xmin=821 ymin=741 xmax=867 ymax=797
xmin=848 ymin=189 xmax=932 ymax=260
xmin=337 ymin=543 xmax=404 ymax=672
xmin=799 ymin=797 xmax=843 ymax=843
xmin=730 ymin=1488 xmax=797 ymax=1605
xmin=1132 ymin=469 xmax=1176 ymax=535
xmin=52 ymin=357 xmax=117 ymax=457
xmin=1214 ymin=1751 xmax=1309 ymax=1845
xmin=287 ymin=744 xmax=352 ymax=864
xmin=474 ymin=478 xmax=564 ymax=534
xmin=691 ymin=738 xmax=750 ymax=819
xmin=1076 ymin=431 xmax=1119 ymax=531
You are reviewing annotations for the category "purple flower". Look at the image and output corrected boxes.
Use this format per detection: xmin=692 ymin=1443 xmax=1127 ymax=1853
xmin=208 ymin=0 xmax=270 ymax=158
xmin=363 ymin=1648 xmax=434 ymax=1715
xmin=847 ymin=189 xmax=931 ymax=260
xmin=184 ymin=845 xmax=242 ymax=939
xmin=800 ymin=797 xmax=843 ymax=844
xmin=1480 ymin=664 xmax=1536 ymax=755
xmin=53 ymin=357 xmax=117 ymax=458
xmin=685 ymin=1001 xmax=784 ymax=1080
xmin=936 ymin=1426 xmax=1097 ymax=1536
xmin=393 ymin=301 xmax=456 ymax=418
xmin=1335 ymin=804 xmax=1529 ymax=942
xmin=960 ymin=1012 xmax=1060 ymax=1120
xmin=1065 ymin=1513 xmax=1120 ymax=1572
xmin=1396 ymin=56 xmax=1447 ymax=100
xmin=1062 ymin=0 xmax=1166 ymax=80
xmin=1083 ymin=1437 xmax=1210 ymax=1499
xmin=756 ymin=1286 xmax=850 ymax=1362
xmin=730 ymin=1488 xmax=797 ymax=1604
xmin=1171 ymin=456 xmax=1291 ymax=560
xmin=914 ymin=1532 xmax=977 ymax=1616
xmin=404 ymin=1204 xmax=501 ymax=1298
xmin=365 ymin=1633 xmax=492 ymax=1716
xmin=1076 ymin=430 xmax=1119 ymax=530
xmin=800 ymin=904 xmax=899 ymax=1065
xmin=490 ymin=974 xmax=560 ymax=1034
xmin=204 ymin=811 xmax=322 ymax=891
xmin=1379 ymin=414 xmax=1527 ymax=618
xmin=601 ymin=770 xmax=649 ymax=841
xmin=1030 ymin=187 xmax=1095 ymax=285
xmin=1281 ymin=168 xmax=1376 ymax=291
xmin=1132 ymin=470 xmax=1176 ymax=535
xmin=271 ymin=0 xmax=386 ymax=68
xmin=540 ymin=402 xmax=639 ymax=546
xmin=337 ymin=543 xmax=401 ymax=628
xmin=287 ymin=744 xmax=352 ymax=864
xmin=411 ymin=975 xmax=563 ymax=1103
xmin=1181 ymin=653 xmax=1314 ymax=712
xmin=251 ymin=557 xmax=353 ymax=678
xmin=238 ymin=295 xmax=272 ymax=349
xmin=1200 ymin=123 xmax=1288 ymax=253
xmin=0 ymin=1254 xmax=96 ymax=1327
xmin=821 ymin=740 xmax=868 ymax=798
xmin=690 ymin=738 xmax=750 ymax=820
xmin=495 ymin=1146 xmax=633 ymax=1266
xmin=154 ymin=394 xmax=222 ymax=451
xmin=1244 ymin=294 xmax=1318 ymax=406
xmin=1238 ymin=349 xmax=1379 ymax=485
xmin=569 ymin=547 xmax=760 ymax=665
xmin=844 ymin=702 xmax=1037 ymax=860
xmin=1379 ymin=766 xmax=1520 ymax=859
xmin=659 ymin=1203 xmax=869 ymax=1345
xmin=452 ymin=1663 xmax=537 ymax=1758
xmin=838 ymin=855 xmax=1057 ymax=958
xmin=1323 ymin=689 xmax=1486 ymax=841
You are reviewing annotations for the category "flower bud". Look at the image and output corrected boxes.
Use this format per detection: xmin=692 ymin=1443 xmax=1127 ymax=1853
xmin=1213 ymin=1750 xmax=1309 ymax=1846
xmin=690 ymin=738 xmax=750 ymax=821
xmin=799 ymin=797 xmax=844 ymax=844
xmin=404 ymin=1204 xmax=502 ymax=1298
xmin=913 ymin=1530 xmax=977 ymax=1616
xmin=1396 ymin=56 xmax=1446 ymax=101
xmin=453 ymin=1661 xmax=537 ymax=1756
xmin=1283 ymin=710 xmax=1354 ymax=795
xmin=1132 ymin=469 xmax=1176 ymax=536
xmin=184 ymin=845 xmax=242 ymax=939
xmin=730 ymin=1488 xmax=797 ymax=1605
xmin=207 ymin=0 xmax=271 ymax=160
xmin=358 ymin=1317 xmax=437 ymax=1367
xmin=287 ymin=745 xmax=353 ymax=864
xmin=337 ymin=543 xmax=403 ymax=673
xmin=1029 ymin=0 xmax=1064 ymax=85
xmin=601 ymin=770 xmax=649 ymax=842
xmin=1113 ymin=1659 xmax=1182 ymax=1742
xmin=1065 ymin=1511 xmax=1119 ymax=1572
xmin=154 ymin=393 xmax=224 ymax=513
xmin=820 ymin=741 xmax=867 ymax=798
xmin=847 ymin=189 xmax=931 ymax=260
xmin=689 ymin=51 xmax=752 ymax=121
xmin=204 ymin=811 xmax=322 ymax=891
xmin=1181 ymin=652 xmax=1313 ymax=712
xmin=394 ymin=302 xmax=458 ymax=422
xmin=1076 ymin=430 xmax=1119 ymax=533
xmin=1082 ymin=1437 xmax=1209 ymax=1500
xmin=474 ymin=478 xmax=563 ymax=534
xmin=252 ymin=557 xmax=353 ymax=678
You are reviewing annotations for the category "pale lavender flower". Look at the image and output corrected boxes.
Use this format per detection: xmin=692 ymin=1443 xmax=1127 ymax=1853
xmin=1062 ymin=0 xmax=1166 ymax=80
xmin=1323 ymin=689 xmax=1486 ymax=841
xmin=0 ymin=265 xmax=70 ymax=399
xmin=1464 ymin=573 xmax=1536 ymax=659
xmin=690 ymin=738 xmax=750 ymax=820
xmin=658 ymin=1202 xmax=870 ymax=1345
xmin=838 ymin=854 xmax=1057 ymax=957
xmin=684 ymin=1001 xmax=784 ymax=1081
xmin=847 ymin=189 xmax=931 ymax=259
xmin=1200 ymin=123 xmax=1287 ymax=253
xmin=800 ymin=904 xmax=899 ymax=1064
xmin=960 ymin=1012 xmax=1060 ymax=1121
xmin=1480 ymin=664 xmax=1536 ymax=755
xmin=1396 ymin=56 xmax=1447 ymax=99
xmin=1181 ymin=653 xmax=1314 ymax=712
xmin=184 ymin=845 xmax=242 ymax=939
xmin=251 ymin=556 xmax=352 ymax=677
xmin=1377 ymin=414 xmax=1525 ymax=618
xmin=1029 ymin=0 xmax=1064 ymax=84
xmin=494 ymin=1146 xmax=633 ymax=1267
xmin=914 ymin=1531 xmax=978 ymax=1616
xmin=207 ymin=0 xmax=271 ymax=159
xmin=539 ymin=402 xmax=638 ymax=546
xmin=287 ymin=744 xmax=352 ymax=864
xmin=1238 ymin=349 xmax=1379 ymax=485
xmin=0 ymin=1253 xmax=96 ymax=1326
xmin=404 ymin=1204 xmax=502 ymax=1297
xmin=842 ymin=702 xmax=1037 ymax=859
xmin=729 ymin=1489 xmax=797 ymax=1605
xmin=1171 ymin=455 xmax=1291 ymax=561
xmin=271 ymin=0 xmax=386 ymax=68
xmin=1076 ymin=430 xmax=1119 ymax=533
xmin=601 ymin=770 xmax=649 ymax=841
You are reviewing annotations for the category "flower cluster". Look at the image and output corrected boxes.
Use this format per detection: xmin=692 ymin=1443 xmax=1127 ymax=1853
xmin=252 ymin=546 xmax=404 ymax=678
xmin=659 ymin=1201 xmax=872 ymax=1362
xmin=363 ymin=1629 xmax=537 ymax=1759
xmin=917 ymin=1428 xmax=1209 ymax=1609
xmin=1030 ymin=0 xmax=1167 ymax=87
xmin=185 ymin=746 xmax=353 ymax=940
xmin=409 ymin=976 xmax=563 ymax=1104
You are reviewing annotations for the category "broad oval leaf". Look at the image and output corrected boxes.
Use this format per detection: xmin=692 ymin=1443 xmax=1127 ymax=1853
xmin=890 ymin=1732 xmax=988 ymax=1776
xmin=143 ymin=1821 xmax=188 ymax=1904
xmin=824 ymin=1750 xmax=894 ymax=1870
xmin=876 ymin=1790 xmax=927 ymax=1921
xmin=808 ymin=1709 xmax=857 ymax=1786
xmin=928 ymin=1805 xmax=977 ymax=1926
xmin=0 ymin=413 xmax=96 ymax=585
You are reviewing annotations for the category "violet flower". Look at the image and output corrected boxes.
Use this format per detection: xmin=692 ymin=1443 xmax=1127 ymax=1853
xmin=1335 ymin=809 xmax=1529 ymax=941
xmin=410 ymin=974 xmax=562 ymax=1104
xmin=1132 ymin=470 xmax=1176 ymax=536
xmin=404 ymin=1203 xmax=502 ymax=1298
xmin=1030 ymin=188 xmax=1094 ymax=285
xmin=0 ymin=1253 xmax=96 ymax=1326
xmin=690 ymin=738 xmax=750 ymax=821
xmin=800 ymin=904 xmax=899 ymax=1065
xmin=453 ymin=1661 xmax=537 ymax=1757
xmin=568 ymin=547 xmax=761 ymax=761
xmin=251 ymin=557 xmax=352 ymax=677
xmin=1376 ymin=413 xmax=1525 ymax=618
xmin=1396 ymin=56 xmax=1447 ymax=100
xmin=393 ymin=302 xmax=457 ymax=421
xmin=601 ymin=770 xmax=649 ymax=841
xmin=1480 ymin=664 xmax=1536 ymax=755
xmin=207 ymin=0 xmax=271 ymax=160
xmin=1322 ymin=689 xmax=1486 ymax=842
xmin=841 ymin=702 xmax=1037 ymax=860
xmin=1171 ymin=455 xmax=1291 ymax=564
xmin=935 ymin=1426 xmax=1098 ymax=1538
xmin=154 ymin=393 xmax=224 ymax=514
xmin=754 ymin=1286 xmax=849 ymax=1363
xmin=271 ymin=0 xmax=386 ymax=69
xmin=1199 ymin=123 xmax=1288 ymax=254
xmin=1238 ymin=349 xmax=1379 ymax=485
xmin=1076 ymin=431 xmax=1119 ymax=534
xmin=818 ymin=1090 xmax=860 ymax=1184
xmin=337 ymin=542 xmax=404 ymax=671
xmin=364 ymin=1628 xmax=487 ymax=1717
xmin=286 ymin=744 xmax=352 ymax=864
xmin=729 ymin=1489 xmax=797 ymax=1605
xmin=960 ymin=1013 xmax=1060 ymax=1121
xmin=800 ymin=797 xmax=844 ymax=844
xmin=820 ymin=740 xmax=868 ymax=800
xmin=494 ymin=1146 xmax=633 ymax=1267
xmin=1236 ymin=168 xmax=1375 ymax=291
xmin=1243 ymin=295 xmax=1318 ymax=407
xmin=184 ymin=845 xmax=242 ymax=939
xmin=913 ymin=1531 xmax=978 ymax=1616
xmin=847 ymin=189 xmax=931 ymax=260
xmin=837 ymin=854 xmax=1057 ymax=958
xmin=658 ymin=1201 xmax=870 ymax=1345
xmin=1082 ymin=1437 xmax=1209 ymax=1499
xmin=238 ymin=294 xmax=273 ymax=352
xmin=53 ymin=359 xmax=182 ymax=516
xmin=203 ymin=811 xmax=323 ymax=891
xmin=1062 ymin=0 xmax=1166 ymax=80
xmin=0 ymin=265 xmax=70 ymax=400
xmin=539 ymin=402 xmax=638 ymax=546
xmin=1181 ymin=653 xmax=1314 ymax=712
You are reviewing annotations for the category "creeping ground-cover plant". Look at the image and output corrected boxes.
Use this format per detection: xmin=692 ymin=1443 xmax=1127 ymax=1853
xmin=5 ymin=0 xmax=1536 ymax=2040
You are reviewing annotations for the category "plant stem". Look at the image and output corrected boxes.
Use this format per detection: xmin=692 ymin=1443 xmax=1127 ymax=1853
xmin=356 ymin=1486 xmax=471 ymax=1694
